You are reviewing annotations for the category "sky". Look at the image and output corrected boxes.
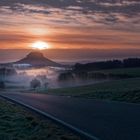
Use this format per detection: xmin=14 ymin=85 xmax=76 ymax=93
xmin=0 ymin=0 xmax=140 ymax=50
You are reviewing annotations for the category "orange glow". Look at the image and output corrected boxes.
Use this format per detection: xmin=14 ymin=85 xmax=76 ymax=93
xmin=0 ymin=1 xmax=139 ymax=50
xmin=31 ymin=41 xmax=50 ymax=50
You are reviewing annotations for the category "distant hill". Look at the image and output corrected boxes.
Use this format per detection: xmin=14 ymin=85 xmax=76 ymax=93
xmin=14 ymin=51 xmax=62 ymax=67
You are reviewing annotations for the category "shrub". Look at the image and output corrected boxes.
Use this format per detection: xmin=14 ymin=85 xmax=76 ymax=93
xmin=30 ymin=78 xmax=41 ymax=89
xmin=0 ymin=81 xmax=5 ymax=89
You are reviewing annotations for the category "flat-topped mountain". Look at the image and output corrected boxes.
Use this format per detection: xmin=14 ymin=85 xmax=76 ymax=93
xmin=14 ymin=52 xmax=62 ymax=67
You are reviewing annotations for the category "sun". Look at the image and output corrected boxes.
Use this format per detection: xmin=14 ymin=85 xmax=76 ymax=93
xmin=31 ymin=41 xmax=50 ymax=50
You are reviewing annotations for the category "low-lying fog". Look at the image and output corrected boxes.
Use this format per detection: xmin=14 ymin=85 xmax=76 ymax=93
xmin=16 ymin=67 xmax=59 ymax=88
xmin=1 ymin=66 xmax=106 ymax=89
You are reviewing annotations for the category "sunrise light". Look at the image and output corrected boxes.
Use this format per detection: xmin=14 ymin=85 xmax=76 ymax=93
xmin=31 ymin=41 xmax=50 ymax=50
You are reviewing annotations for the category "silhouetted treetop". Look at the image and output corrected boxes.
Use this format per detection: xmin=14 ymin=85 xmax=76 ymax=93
xmin=74 ymin=58 xmax=140 ymax=71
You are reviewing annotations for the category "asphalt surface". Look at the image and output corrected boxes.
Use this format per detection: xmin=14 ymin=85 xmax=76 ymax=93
xmin=0 ymin=92 xmax=140 ymax=140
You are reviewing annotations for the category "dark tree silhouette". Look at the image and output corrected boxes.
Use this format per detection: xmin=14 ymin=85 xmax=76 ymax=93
xmin=73 ymin=58 xmax=140 ymax=71
xmin=0 ymin=81 xmax=5 ymax=89
xmin=74 ymin=60 xmax=123 ymax=71
xmin=123 ymin=58 xmax=140 ymax=68
xmin=30 ymin=78 xmax=41 ymax=89
xmin=58 ymin=72 xmax=74 ymax=81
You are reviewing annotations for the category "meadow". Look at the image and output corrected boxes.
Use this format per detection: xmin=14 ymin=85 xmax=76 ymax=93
xmin=39 ymin=68 xmax=140 ymax=103
xmin=96 ymin=67 xmax=140 ymax=77
xmin=0 ymin=98 xmax=81 ymax=140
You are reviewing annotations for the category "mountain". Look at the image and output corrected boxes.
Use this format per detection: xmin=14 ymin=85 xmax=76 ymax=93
xmin=14 ymin=51 xmax=62 ymax=67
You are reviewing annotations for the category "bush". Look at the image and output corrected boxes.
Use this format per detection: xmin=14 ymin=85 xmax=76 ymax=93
xmin=58 ymin=72 xmax=74 ymax=81
xmin=30 ymin=78 xmax=41 ymax=89
xmin=0 ymin=81 xmax=5 ymax=89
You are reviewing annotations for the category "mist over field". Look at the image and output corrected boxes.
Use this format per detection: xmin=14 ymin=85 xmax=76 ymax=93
xmin=0 ymin=51 xmax=106 ymax=89
xmin=4 ymin=67 xmax=104 ymax=89
xmin=16 ymin=67 xmax=59 ymax=88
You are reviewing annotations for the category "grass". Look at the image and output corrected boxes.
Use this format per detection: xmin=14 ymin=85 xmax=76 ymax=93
xmin=6 ymin=67 xmax=140 ymax=104
xmin=96 ymin=67 xmax=140 ymax=77
xmin=0 ymin=98 xmax=81 ymax=140
xmin=39 ymin=78 xmax=140 ymax=103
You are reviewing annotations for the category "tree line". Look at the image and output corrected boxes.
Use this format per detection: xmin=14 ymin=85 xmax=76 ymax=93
xmin=73 ymin=58 xmax=140 ymax=71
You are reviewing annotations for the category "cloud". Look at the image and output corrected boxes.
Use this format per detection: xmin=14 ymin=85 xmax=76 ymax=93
xmin=0 ymin=0 xmax=140 ymax=26
xmin=0 ymin=0 xmax=140 ymax=49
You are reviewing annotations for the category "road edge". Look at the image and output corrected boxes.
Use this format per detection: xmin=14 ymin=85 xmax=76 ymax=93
xmin=0 ymin=94 xmax=100 ymax=140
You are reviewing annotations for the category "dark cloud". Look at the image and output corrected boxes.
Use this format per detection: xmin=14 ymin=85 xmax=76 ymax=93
xmin=0 ymin=0 xmax=140 ymax=28
xmin=0 ymin=0 xmax=140 ymax=15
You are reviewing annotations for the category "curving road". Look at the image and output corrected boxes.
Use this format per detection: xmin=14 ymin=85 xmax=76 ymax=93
xmin=0 ymin=92 xmax=140 ymax=140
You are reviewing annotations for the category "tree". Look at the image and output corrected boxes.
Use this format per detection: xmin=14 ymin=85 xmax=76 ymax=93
xmin=0 ymin=81 xmax=5 ymax=89
xmin=30 ymin=78 xmax=41 ymax=89
xmin=58 ymin=72 xmax=74 ymax=81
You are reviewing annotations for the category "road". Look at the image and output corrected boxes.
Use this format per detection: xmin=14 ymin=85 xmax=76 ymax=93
xmin=0 ymin=92 xmax=140 ymax=140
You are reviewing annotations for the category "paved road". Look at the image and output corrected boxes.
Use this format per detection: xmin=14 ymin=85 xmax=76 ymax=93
xmin=0 ymin=92 xmax=140 ymax=140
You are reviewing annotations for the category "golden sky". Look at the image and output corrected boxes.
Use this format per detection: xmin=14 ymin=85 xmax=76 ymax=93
xmin=0 ymin=0 xmax=140 ymax=49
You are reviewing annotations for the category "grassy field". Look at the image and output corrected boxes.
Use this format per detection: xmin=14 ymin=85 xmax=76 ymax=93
xmin=0 ymin=98 xmax=81 ymax=140
xmin=7 ymin=67 xmax=140 ymax=103
xmin=95 ymin=67 xmax=140 ymax=77
xmin=39 ymin=78 xmax=140 ymax=103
